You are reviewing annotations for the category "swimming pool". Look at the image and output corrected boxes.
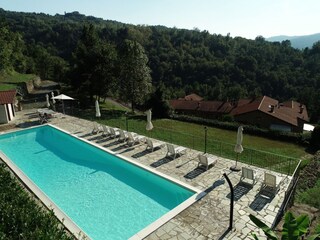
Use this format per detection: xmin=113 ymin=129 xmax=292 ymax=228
xmin=0 ymin=125 xmax=200 ymax=240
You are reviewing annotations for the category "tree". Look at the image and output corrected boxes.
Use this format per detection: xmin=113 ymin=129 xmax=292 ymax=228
xmin=0 ymin=26 xmax=26 ymax=73
xmin=146 ymin=84 xmax=170 ymax=118
xmin=310 ymin=126 xmax=320 ymax=151
xmin=92 ymin=41 xmax=117 ymax=101
xmin=118 ymin=39 xmax=152 ymax=112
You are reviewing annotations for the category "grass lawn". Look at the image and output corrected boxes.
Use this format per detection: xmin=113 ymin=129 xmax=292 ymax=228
xmin=0 ymin=71 xmax=37 ymax=91
xmin=76 ymin=100 xmax=308 ymax=174
xmin=0 ymin=83 xmax=16 ymax=91
xmin=0 ymin=71 xmax=37 ymax=83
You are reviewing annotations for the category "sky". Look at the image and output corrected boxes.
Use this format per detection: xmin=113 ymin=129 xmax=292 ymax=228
xmin=1 ymin=0 xmax=320 ymax=39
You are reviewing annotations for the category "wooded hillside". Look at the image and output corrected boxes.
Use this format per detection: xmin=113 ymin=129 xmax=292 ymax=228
xmin=1 ymin=9 xmax=320 ymax=121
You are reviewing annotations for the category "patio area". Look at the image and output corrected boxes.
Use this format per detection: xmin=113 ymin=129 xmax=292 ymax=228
xmin=9 ymin=109 xmax=294 ymax=240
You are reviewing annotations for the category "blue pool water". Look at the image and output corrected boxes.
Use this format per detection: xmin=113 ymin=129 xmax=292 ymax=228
xmin=0 ymin=126 xmax=195 ymax=240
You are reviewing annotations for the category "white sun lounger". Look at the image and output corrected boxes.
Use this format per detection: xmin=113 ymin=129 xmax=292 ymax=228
xmin=240 ymin=167 xmax=257 ymax=185
xmin=259 ymin=172 xmax=281 ymax=197
xmin=198 ymin=154 xmax=217 ymax=170
xmin=127 ymin=132 xmax=145 ymax=146
xmin=166 ymin=144 xmax=187 ymax=159
xmin=109 ymin=127 xmax=120 ymax=138
xmin=91 ymin=122 xmax=102 ymax=134
xmin=118 ymin=129 xmax=129 ymax=142
xmin=146 ymin=138 xmax=164 ymax=152
xmin=102 ymin=125 xmax=111 ymax=137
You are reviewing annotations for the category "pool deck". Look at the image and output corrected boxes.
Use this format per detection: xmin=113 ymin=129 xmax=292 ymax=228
xmin=9 ymin=109 xmax=294 ymax=240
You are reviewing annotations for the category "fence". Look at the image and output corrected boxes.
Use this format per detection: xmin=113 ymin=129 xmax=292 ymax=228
xmin=271 ymin=160 xmax=301 ymax=228
xmin=103 ymin=116 xmax=300 ymax=176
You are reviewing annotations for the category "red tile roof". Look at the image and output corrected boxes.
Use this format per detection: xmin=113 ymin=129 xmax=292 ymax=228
xmin=169 ymin=99 xmax=233 ymax=114
xmin=169 ymin=100 xmax=199 ymax=111
xmin=230 ymin=96 xmax=309 ymax=126
xmin=169 ymin=94 xmax=309 ymax=127
xmin=198 ymin=101 xmax=233 ymax=113
xmin=0 ymin=90 xmax=16 ymax=104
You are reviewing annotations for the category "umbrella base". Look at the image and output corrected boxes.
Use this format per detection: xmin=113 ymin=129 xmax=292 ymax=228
xmin=230 ymin=165 xmax=241 ymax=171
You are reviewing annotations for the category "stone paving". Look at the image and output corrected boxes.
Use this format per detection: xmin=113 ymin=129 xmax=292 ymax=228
xmin=10 ymin=109 xmax=293 ymax=240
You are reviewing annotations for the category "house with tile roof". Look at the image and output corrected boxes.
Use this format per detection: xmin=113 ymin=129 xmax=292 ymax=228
xmin=169 ymin=93 xmax=233 ymax=118
xmin=169 ymin=94 xmax=309 ymax=133
xmin=230 ymin=96 xmax=309 ymax=133
xmin=0 ymin=90 xmax=17 ymax=124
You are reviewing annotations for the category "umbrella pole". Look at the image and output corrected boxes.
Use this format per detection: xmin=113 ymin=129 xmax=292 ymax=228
xmin=235 ymin=153 xmax=238 ymax=168
xmin=230 ymin=153 xmax=241 ymax=171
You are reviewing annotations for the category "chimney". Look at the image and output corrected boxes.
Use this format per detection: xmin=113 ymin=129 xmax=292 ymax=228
xmin=300 ymin=106 xmax=304 ymax=114
xmin=269 ymin=105 xmax=275 ymax=113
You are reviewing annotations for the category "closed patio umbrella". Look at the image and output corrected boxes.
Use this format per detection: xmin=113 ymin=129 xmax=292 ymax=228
xmin=230 ymin=126 xmax=243 ymax=171
xmin=45 ymin=94 xmax=50 ymax=108
xmin=146 ymin=109 xmax=153 ymax=131
xmin=95 ymin=100 xmax=101 ymax=118
xmin=52 ymin=94 xmax=74 ymax=114
xmin=51 ymin=92 xmax=56 ymax=104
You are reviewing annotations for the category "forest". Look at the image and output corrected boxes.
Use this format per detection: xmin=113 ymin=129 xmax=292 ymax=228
xmin=0 ymin=9 xmax=320 ymax=122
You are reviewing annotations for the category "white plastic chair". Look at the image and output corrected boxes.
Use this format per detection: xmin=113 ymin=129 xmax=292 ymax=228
xmin=198 ymin=154 xmax=217 ymax=170
xmin=109 ymin=127 xmax=120 ymax=138
xmin=91 ymin=122 xmax=102 ymax=134
xmin=259 ymin=172 xmax=281 ymax=196
xmin=102 ymin=125 xmax=111 ymax=137
xmin=145 ymin=138 xmax=164 ymax=152
xmin=127 ymin=132 xmax=145 ymax=146
xmin=118 ymin=129 xmax=128 ymax=142
xmin=166 ymin=144 xmax=187 ymax=159
xmin=240 ymin=167 xmax=257 ymax=185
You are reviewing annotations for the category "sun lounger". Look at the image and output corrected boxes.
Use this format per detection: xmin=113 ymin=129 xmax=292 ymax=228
xmin=91 ymin=122 xmax=102 ymax=134
xmin=259 ymin=172 xmax=281 ymax=197
xmin=197 ymin=154 xmax=217 ymax=170
xmin=109 ymin=127 xmax=120 ymax=138
xmin=240 ymin=167 xmax=257 ymax=185
xmin=102 ymin=125 xmax=111 ymax=137
xmin=127 ymin=132 xmax=145 ymax=146
xmin=118 ymin=129 xmax=129 ymax=142
xmin=39 ymin=113 xmax=48 ymax=124
xmin=166 ymin=144 xmax=187 ymax=159
xmin=146 ymin=138 xmax=164 ymax=152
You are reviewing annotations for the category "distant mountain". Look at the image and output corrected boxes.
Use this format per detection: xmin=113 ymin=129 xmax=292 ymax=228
xmin=267 ymin=33 xmax=320 ymax=49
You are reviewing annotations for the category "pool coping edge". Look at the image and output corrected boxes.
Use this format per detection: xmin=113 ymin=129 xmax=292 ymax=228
xmin=49 ymin=124 xmax=205 ymax=240
xmin=0 ymin=150 xmax=90 ymax=240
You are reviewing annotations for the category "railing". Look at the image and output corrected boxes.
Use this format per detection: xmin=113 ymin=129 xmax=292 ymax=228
xmin=271 ymin=160 xmax=301 ymax=228
xmin=102 ymin=117 xmax=300 ymax=176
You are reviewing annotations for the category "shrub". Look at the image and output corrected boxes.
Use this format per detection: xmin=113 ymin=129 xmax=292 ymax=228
xmin=310 ymin=126 xmax=320 ymax=150
xmin=0 ymin=165 xmax=73 ymax=240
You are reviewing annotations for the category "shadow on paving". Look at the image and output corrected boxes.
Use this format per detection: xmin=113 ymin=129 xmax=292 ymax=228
xmin=78 ymin=133 xmax=93 ymax=138
xmin=103 ymin=141 xmax=121 ymax=148
xmin=150 ymin=157 xmax=175 ymax=168
xmin=117 ymin=147 xmax=136 ymax=154
xmin=249 ymin=193 xmax=273 ymax=211
xmin=226 ymin=182 xmax=253 ymax=201
xmin=184 ymin=167 xmax=207 ymax=179
xmin=111 ymin=144 xmax=128 ymax=152
xmin=131 ymin=150 xmax=152 ymax=158
xmin=95 ymin=137 xmax=110 ymax=144
xmin=204 ymin=178 xmax=225 ymax=194
xmin=87 ymin=135 xmax=104 ymax=141
xmin=16 ymin=120 xmax=41 ymax=128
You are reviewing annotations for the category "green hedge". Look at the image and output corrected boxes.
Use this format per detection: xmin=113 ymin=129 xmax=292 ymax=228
xmin=172 ymin=114 xmax=311 ymax=145
xmin=0 ymin=165 xmax=74 ymax=240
